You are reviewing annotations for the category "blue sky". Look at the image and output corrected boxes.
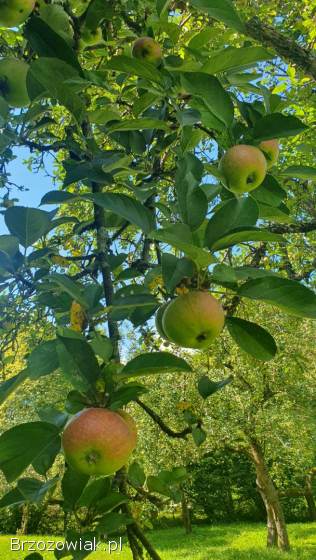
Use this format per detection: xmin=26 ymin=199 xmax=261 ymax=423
xmin=0 ymin=147 xmax=54 ymax=234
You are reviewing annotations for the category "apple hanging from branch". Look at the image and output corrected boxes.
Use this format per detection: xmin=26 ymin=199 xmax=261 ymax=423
xmin=219 ymin=144 xmax=267 ymax=195
xmin=0 ymin=0 xmax=35 ymax=27
xmin=62 ymin=408 xmax=137 ymax=476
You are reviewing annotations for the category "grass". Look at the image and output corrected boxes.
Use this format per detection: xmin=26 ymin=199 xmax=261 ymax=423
xmin=0 ymin=522 xmax=315 ymax=559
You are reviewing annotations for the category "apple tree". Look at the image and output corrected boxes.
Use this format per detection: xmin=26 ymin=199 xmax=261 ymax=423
xmin=0 ymin=0 xmax=315 ymax=557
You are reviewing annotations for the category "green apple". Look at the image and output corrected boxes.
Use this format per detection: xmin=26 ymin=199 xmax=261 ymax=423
xmin=258 ymin=139 xmax=280 ymax=169
xmin=219 ymin=144 xmax=267 ymax=195
xmin=0 ymin=0 xmax=35 ymax=27
xmin=162 ymin=291 xmax=225 ymax=349
xmin=79 ymin=25 xmax=103 ymax=49
xmin=0 ymin=58 xmax=29 ymax=107
xmin=155 ymin=302 xmax=171 ymax=339
xmin=132 ymin=37 xmax=162 ymax=65
xmin=62 ymin=408 xmax=137 ymax=476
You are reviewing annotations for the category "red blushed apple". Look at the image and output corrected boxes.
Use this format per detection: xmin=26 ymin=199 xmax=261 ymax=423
xmin=258 ymin=139 xmax=280 ymax=169
xmin=62 ymin=408 xmax=137 ymax=476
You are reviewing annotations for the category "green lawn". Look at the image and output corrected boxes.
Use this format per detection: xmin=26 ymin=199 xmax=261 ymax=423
xmin=1 ymin=523 xmax=315 ymax=559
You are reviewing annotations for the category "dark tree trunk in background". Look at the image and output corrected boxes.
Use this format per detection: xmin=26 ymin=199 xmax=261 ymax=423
xmin=19 ymin=504 xmax=29 ymax=535
xmin=248 ymin=441 xmax=290 ymax=551
xmin=181 ymin=489 xmax=192 ymax=534
xmin=305 ymin=472 xmax=316 ymax=521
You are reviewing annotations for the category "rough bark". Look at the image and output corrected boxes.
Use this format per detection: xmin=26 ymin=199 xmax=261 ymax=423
xmin=305 ymin=472 xmax=316 ymax=521
xmin=248 ymin=440 xmax=290 ymax=551
xmin=18 ymin=504 xmax=29 ymax=535
xmin=245 ymin=17 xmax=316 ymax=81
xmin=181 ymin=489 xmax=192 ymax=534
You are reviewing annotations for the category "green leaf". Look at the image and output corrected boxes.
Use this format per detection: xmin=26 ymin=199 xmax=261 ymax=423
xmin=63 ymin=158 xmax=113 ymax=186
xmin=95 ymin=493 xmax=128 ymax=514
xmin=5 ymin=207 xmax=52 ymax=248
xmin=17 ymin=477 xmax=58 ymax=504
xmin=46 ymin=273 xmax=88 ymax=308
xmin=0 ymin=370 xmax=29 ymax=406
xmin=192 ymin=426 xmax=207 ymax=446
xmin=41 ymin=191 xmax=77 ymax=205
xmin=176 ymin=153 xmax=207 ymax=230
xmin=279 ymin=166 xmax=316 ymax=179
xmin=28 ymin=58 xmax=86 ymax=123
xmin=0 ymin=488 xmax=25 ymax=508
xmin=24 ymin=554 xmax=43 ymax=560
xmin=251 ymin=175 xmax=286 ymax=207
xmin=121 ymin=352 xmax=192 ymax=378
xmin=106 ymin=55 xmax=163 ymax=84
xmin=89 ymin=332 xmax=113 ymax=363
xmin=108 ymin=118 xmax=169 ymax=132
xmin=212 ymin=263 xmax=237 ymax=284
xmin=62 ymin=466 xmax=89 ymax=511
xmin=84 ymin=0 xmax=114 ymax=28
xmin=198 ymin=375 xmax=232 ymax=399
xmin=86 ymin=193 xmax=155 ymax=234
xmin=157 ymin=0 xmax=172 ymax=16
xmin=0 ymin=235 xmax=19 ymax=256
xmin=238 ymin=276 xmax=316 ymax=319
xmin=190 ymin=0 xmax=245 ymax=32
xmin=162 ymin=254 xmax=195 ymax=292
xmin=151 ymin=225 xmax=215 ymax=268
xmin=202 ymin=46 xmax=272 ymax=74
xmin=205 ymin=197 xmax=259 ymax=249
xmin=27 ymin=340 xmax=59 ymax=379
xmin=57 ymin=335 xmax=102 ymax=389
xmin=211 ymin=227 xmax=284 ymax=251
xmin=128 ymin=462 xmax=146 ymax=487
xmin=0 ymin=422 xmax=60 ymax=483
xmin=37 ymin=406 xmax=68 ymax=430
xmin=109 ymin=384 xmax=147 ymax=410
xmin=181 ymin=73 xmax=234 ymax=128
xmin=96 ymin=512 xmax=132 ymax=535
xmin=77 ymin=477 xmax=111 ymax=508
xmin=253 ymin=113 xmax=308 ymax=141
xmin=226 ymin=317 xmax=277 ymax=361
xmin=24 ymin=16 xmax=81 ymax=72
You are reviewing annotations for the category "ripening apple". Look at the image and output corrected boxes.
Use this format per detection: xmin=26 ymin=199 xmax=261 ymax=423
xmin=155 ymin=302 xmax=171 ymax=339
xmin=132 ymin=37 xmax=162 ymax=65
xmin=62 ymin=408 xmax=137 ymax=476
xmin=219 ymin=144 xmax=267 ymax=195
xmin=258 ymin=139 xmax=279 ymax=169
xmin=79 ymin=26 xmax=103 ymax=49
xmin=0 ymin=58 xmax=30 ymax=107
xmin=0 ymin=0 xmax=35 ymax=27
xmin=162 ymin=291 xmax=225 ymax=349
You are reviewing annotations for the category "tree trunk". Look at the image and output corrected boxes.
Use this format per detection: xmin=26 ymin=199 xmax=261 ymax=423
xmin=305 ymin=473 xmax=316 ymax=521
xmin=248 ymin=441 xmax=290 ymax=551
xmin=18 ymin=504 xmax=29 ymax=535
xmin=181 ymin=489 xmax=192 ymax=534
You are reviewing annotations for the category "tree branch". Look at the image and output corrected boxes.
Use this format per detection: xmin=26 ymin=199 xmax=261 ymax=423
xmin=136 ymin=398 xmax=193 ymax=439
xmin=269 ymin=220 xmax=316 ymax=234
xmin=245 ymin=17 xmax=316 ymax=80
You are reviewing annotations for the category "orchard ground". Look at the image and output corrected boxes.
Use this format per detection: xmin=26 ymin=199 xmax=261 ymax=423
xmin=1 ymin=523 xmax=315 ymax=559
